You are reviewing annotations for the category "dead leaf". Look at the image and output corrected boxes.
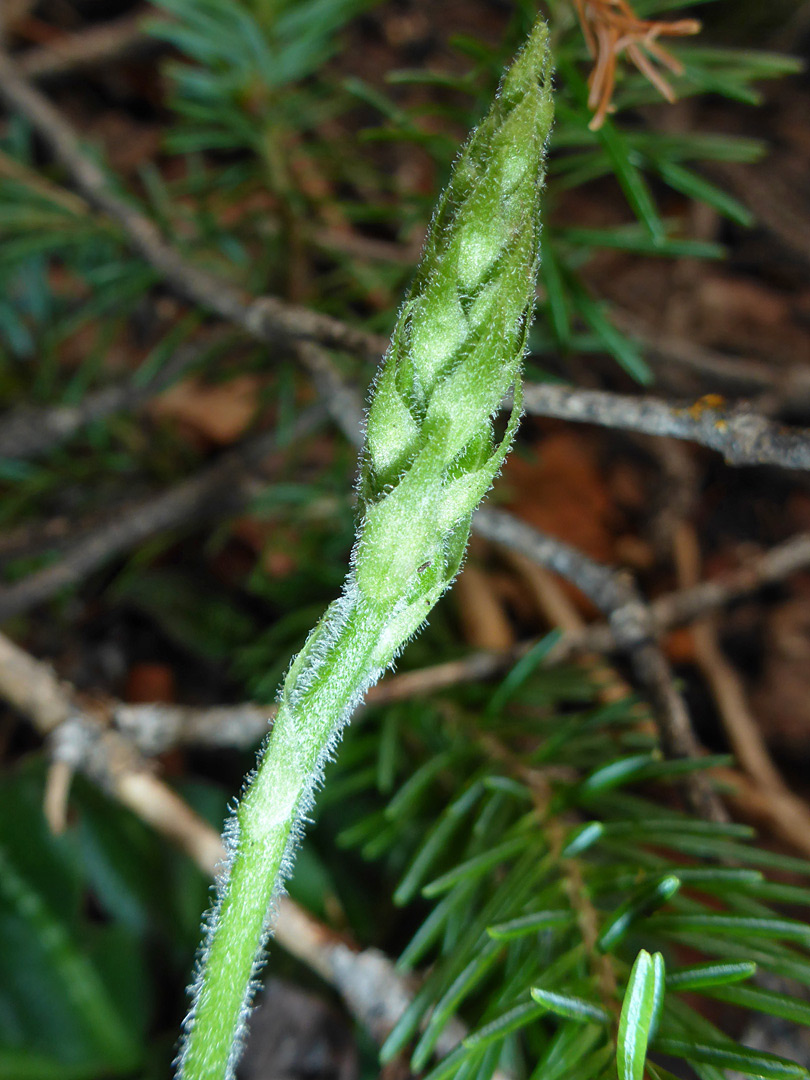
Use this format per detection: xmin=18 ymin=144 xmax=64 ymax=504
xmin=125 ymin=662 xmax=175 ymax=704
xmin=751 ymin=599 xmax=810 ymax=755
xmin=502 ymin=431 xmax=617 ymax=563
xmin=455 ymin=560 xmax=515 ymax=651
xmin=151 ymin=375 xmax=264 ymax=446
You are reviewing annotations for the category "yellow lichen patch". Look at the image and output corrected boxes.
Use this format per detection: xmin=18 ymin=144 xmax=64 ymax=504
xmin=684 ymin=394 xmax=726 ymax=420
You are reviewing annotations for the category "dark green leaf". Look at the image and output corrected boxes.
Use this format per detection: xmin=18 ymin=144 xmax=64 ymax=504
xmin=422 ymin=835 xmax=529 ymax=898
xmin=702 ymin=984 xmax=810 ymax=1027
xmin=618 ymin=950 xmax=661 ymax=1080
xmin=562 ymin=821 xmax=604 ymax=857
xmin=464 ymin=1001 xmax=546 ymax=1050
xmin=529 ymin=988 xmax=610 ymax=1025
xmin=598 ymin=875 xmax=681 ymax=953
xmin=653 ymin=1038 xmax=808 ymax=1080
xmin=666 ymin=961 xmax=757 ymax=991
xmin=488 ymin=910 xmax=573 ymax=941
xmin=647 ymin=913 xmax=810 ymax=947
xmin=411 ymin=940 xmax=503 ymax=1069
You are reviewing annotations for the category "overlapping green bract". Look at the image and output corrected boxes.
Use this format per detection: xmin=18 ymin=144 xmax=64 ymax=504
xmin=179 ymin=21 xmax=553 ymax=1080
xmin=358 ymin=17 xmax=553 ymax=622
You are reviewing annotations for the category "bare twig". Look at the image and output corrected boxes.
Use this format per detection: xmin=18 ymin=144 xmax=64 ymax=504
xmin=473 ymin=507 xmax=724 ymax=818
xmin=474 ymin=507 xmax=633 ymax=614
xmin=9 ymin=356 xmax=809 ymax=473
xmin=454 ymin=559 xmax=516 ymax=651
xmin=0 ymin=407 xmax=326 ymax=623
xmin=501 ymin=549 xmax=633 ymax=705
xmin=0 ymin=336 xmax=221 ymax=460
xmin=43 ymin=758 xmax=73 ymax=834
xmin=17 ymin=502 xmax=805 ymax=842
xmin=1 ymin=506 xmax=802 ymax=752
xmin=398 ymin=528 xmax=810 ymax=696
xmin=615 ymin=312 xmax=810 ymax=414
xmin=0 ymin=628 xmax=218 ymax=863
xmin=521 ymin=383 xmax=810 ymax=471
xmin=0 ymin=625 xmax=71 ymax=731
xmin=0 ymin=627 xmax=492 ymax=1062
xmin=713 ymin=765 xmax=810 ymax=864
xmin=0 ymin=48 xmax=386 ymax=362
xmin=269 ymin=328 xmax=799 ymax=803
xmin=115 ymin=702 xmax=272 ymax=755
xmin=651 ymin=531 xmax=810 ymax=628
xmin=673 ymin=524 xmax=810 ymax=859
xmin=296 ymin=341 xmax=366 ymax=444
xmin=17 ymin=9 xmax=163 ymax=80
xmin=102 ymin=530 xmax=810 ymax=757
xmin=8 ymin=38 xmax=809 ymax=486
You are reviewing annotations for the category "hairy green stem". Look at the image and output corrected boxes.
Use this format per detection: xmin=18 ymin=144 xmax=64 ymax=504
xmin=179 ymin=18 xmax=554 ymax=1079
xmin=181 ymin=587 xmax=391 ymax=1079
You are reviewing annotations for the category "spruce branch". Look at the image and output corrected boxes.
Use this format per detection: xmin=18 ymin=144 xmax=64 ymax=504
xmin=335 ymin=649 xmax=810 ymax=1080
xmin=177 ymin=20 xmax=554 ymax=1080
xmin=0 ymin=47 xmax=385 ymax=362
xmin=17 ymin=8 xmax=163 ymax=80
xmin=474 ymin=508 xmax=724 ymax=820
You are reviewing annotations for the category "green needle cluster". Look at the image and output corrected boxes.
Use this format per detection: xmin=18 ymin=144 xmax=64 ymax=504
xmin=178 ymin=18 xmax=554 ymax=1080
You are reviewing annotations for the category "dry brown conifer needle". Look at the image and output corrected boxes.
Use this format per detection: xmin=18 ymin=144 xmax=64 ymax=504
xmin=573 ymin=0 xmax=700 ymax=129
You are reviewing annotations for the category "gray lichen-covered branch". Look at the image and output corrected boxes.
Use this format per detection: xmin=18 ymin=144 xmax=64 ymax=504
xmin=521 ymin=383 xmax=810 ymax=470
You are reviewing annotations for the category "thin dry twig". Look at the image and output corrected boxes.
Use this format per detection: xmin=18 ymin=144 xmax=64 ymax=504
xmin=7 ymin=40 xmax=810 ymax=488
xmin=0 ymin=626 xmax=461 ymax=1056
xmin=652 ymin=531 xmax=810 ymax=628
xmin=114 ymin=702 xmax=271 ymax=755
xmin=18 ymin=501 xmax=806 ymax=847
xmin=0 ymin=335 xmax=224 ymax=460
xmin=0 ymin=48 xmax=386 ymax=362
xmin=572 ymin=0 xmax=700 ymax=129
xmin=506 ymin=550 xmax=633 ymax=704
xmin=17 ymin=8 xmax=163 ymax=80
xmin=101 ymin=530 xmax=810 ymax=758
xmin=296 ymin=340 xmax=366 ymax=444
xmin=0 ymin=624 xmax=72 ymax=731
xmin=520 ymin=383 xmax=810 ymax=471
xmin=474 ymin=507 xmax=724 ymax=819
xmin=43 ymin=757 xmax=73 ymax=833
xmin=713 ymin=765 xmax=810 ymax=863
xmin=1 ymin=502 xmax=803 ymax=756
xmin=615 ymin=312 xmax=810 ymax=415
xmin=0 ymin=407 xmax=325 ymax=624
xmin=673 ymin=523 xmax=810 ymax=859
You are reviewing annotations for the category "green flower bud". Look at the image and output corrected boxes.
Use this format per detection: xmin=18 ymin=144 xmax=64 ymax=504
xmin=179 ymin=20 xmax=554 ymax=1080
xmin=355 ymin=18 xmax=553 ymax=612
